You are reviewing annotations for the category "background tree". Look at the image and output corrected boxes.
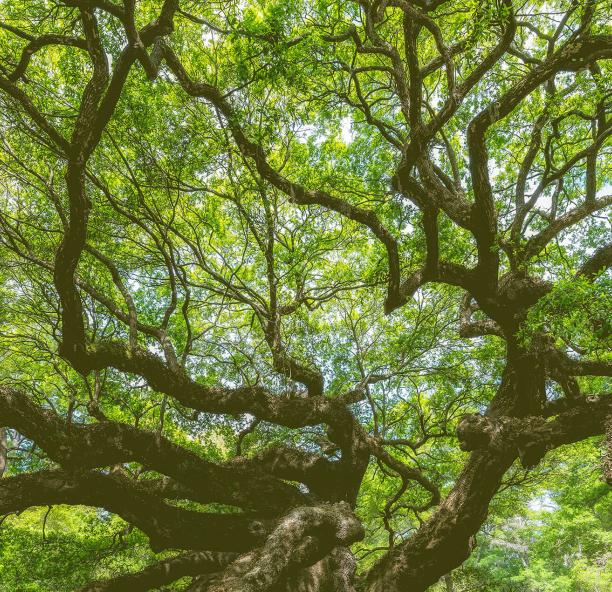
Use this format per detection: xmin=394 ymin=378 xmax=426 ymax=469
xmin=0 ymin=0 xmax=610 ymax=590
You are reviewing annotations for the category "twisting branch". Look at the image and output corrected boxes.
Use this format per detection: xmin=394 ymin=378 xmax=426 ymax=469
xmin=395 ymin=0 xmax=516 ymax=171
xmin=459 ymin=294 xmax=504 ymax=339
xmin=0 ymin=469 xmax=271 ymax=552
xmin=53 ymin=1 xmax=179 ymax=374
xmin=466 ymin=34 xmax=612 ymax=288
xmin=0 ymin=385 xmax=309 ymax=513
xmin=522 ymin=195 xmax=612 ymax=261
xmin=200 ymin=502 xmax=363 ymax=592
xmin=0 ymin=3 xmax=610 ymax=592
xmin=457 ymin=395 xmax=612 ymax=468
xmin=0 ymin=26 xmax=88 ymax=82
xmin=157 ymin=41 xmax=404 ymax=314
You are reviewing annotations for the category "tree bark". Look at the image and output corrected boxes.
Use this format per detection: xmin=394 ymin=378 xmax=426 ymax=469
xmin=363 ymin=349 xmax=545 ymax=591
xmin=0 ymin=427 xmax=6 ymax=478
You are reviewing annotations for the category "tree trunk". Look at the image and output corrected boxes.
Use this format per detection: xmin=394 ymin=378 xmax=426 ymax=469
xmin=363 ymin=349 xmax=545 ymax=591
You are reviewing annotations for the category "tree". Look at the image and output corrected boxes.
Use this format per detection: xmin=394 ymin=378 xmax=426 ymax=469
xmin=0 ymin=0 xmax=610 ymax=590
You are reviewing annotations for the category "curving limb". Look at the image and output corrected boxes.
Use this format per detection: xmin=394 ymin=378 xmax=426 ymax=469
xmin=0 ymin=469 xmax=272 ymax=552
xmin=0 ymin=386 xmax=310 ymax=513
xmin=199 ymin=502 xmax=363 ymax=592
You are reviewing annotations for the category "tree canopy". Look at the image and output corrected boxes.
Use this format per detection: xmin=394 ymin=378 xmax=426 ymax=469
xmin=0 ymin=0 xmax=610 ymax=590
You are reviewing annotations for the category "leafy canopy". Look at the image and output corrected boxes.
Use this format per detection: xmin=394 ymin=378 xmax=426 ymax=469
xmin=0 ymin=0 xmax=610 ymax=591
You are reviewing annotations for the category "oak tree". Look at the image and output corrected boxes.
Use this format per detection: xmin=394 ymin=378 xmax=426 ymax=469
xmin=0 ymin=0 xmax=610 ymax=590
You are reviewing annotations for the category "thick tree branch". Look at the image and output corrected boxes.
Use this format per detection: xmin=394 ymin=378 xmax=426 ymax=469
xmin=545 ymin=348 xmax=612 ymax=378
xmin=232 ymin=444 xmax=348 ymax=501
xmin=578 ymin=243 xmax=612 ymax=279
xmin=0 ymin=469 xmax=271 ymax=552
xmin=85 ymin=341 xmax=356 ymax=431
xmin=457 ymin=395 xmax=612 ymax=468
xmin=363 ymin=449 xmax=514 ymax=592
xmin=0 ymin=386 xmax=309 ymax=513
xmin=200 ymin=503 xmax=363 ymax=592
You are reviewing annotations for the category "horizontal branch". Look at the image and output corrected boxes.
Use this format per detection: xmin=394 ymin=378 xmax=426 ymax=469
xmin=230 ymin=421 xmax=371 ymax=506
xmin=389 ymin=261 xmax=473 ymax=314
xmin=547 ymin=350 xmax=612 ymax=377
xmin=232 ymin=444 xmax=353 ymax=502
xmin=457 ymin=395 xmax=612 ymax=467
xmin=84 ymin=341 xmax=356 ymax=433
xmin=0 ymin=386 xmax=309 ymax=513
xmin=0 ymin=469 xmax=270 ymax=552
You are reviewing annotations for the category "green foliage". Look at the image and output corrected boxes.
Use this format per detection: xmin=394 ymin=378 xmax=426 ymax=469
xmin=0 ymin=0 xmax=610 ymax=589
xmin=0 ymin=507 xmax=161 ymax=592
xmin=522 ymin=276 xmax=612 ymax=356
xmin=431 ymin=441 xmax=612 ymax=592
